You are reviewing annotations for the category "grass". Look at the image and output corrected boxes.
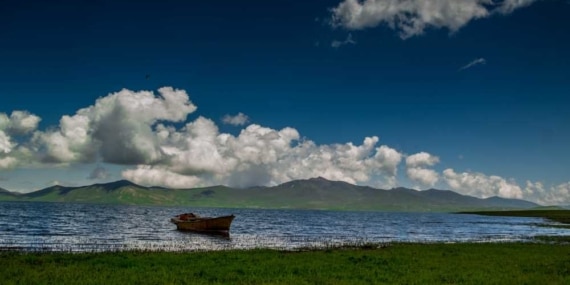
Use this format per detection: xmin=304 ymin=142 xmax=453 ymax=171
xmin=1 ymin=243 xmax=570 ymax=284
xmin=459 ymin=210 xmax=570 ymax=225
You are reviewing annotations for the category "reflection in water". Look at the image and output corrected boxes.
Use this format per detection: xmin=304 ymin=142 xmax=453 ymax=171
xmin=177 ymin=230 xmax=231 ymax=239
xmin=0 ymin=201 xmax=568 ymax=252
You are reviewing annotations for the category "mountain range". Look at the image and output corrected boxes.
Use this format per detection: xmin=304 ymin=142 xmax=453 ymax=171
xmin=0 ymin=177 xmax=538 ymax=211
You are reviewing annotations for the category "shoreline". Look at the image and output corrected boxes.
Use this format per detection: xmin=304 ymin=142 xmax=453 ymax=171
xmin=459 ymin=209 xmax=570 ymax=227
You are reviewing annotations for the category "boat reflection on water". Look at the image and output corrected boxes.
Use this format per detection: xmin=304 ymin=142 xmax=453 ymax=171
xmin=176 ymin=229 xmax=231 ymax=239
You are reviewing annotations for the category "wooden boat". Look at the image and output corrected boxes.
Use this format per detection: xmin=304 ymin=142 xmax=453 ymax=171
xmin=170 ymin=213 xmax=235 ymax=233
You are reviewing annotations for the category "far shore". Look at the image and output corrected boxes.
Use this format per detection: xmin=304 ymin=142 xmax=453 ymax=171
xmin=458 ymin=209 xmax=570 ymax=225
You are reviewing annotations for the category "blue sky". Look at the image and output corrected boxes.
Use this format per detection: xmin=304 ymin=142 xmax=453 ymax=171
xmin=0 ymin=0 xmax=569 ymax=204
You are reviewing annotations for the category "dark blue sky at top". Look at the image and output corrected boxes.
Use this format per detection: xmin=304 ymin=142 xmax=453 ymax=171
xmin=0 ymin=0 xmax=569 ymax=186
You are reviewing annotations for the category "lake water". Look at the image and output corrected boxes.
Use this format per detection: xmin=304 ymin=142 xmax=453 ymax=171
xmin=0 ymin=201 xmax=568 ymax=252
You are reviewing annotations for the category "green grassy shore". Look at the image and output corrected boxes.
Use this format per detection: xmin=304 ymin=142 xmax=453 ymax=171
xmin=2 ymin=243 xmax=570 ymax=285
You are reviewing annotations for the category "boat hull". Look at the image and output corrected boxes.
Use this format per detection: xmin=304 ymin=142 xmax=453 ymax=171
xmin=171 ymin=215 xmax=235 ymax=233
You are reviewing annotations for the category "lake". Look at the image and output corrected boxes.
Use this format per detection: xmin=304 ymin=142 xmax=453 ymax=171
xmin=0 ymin=201 xmax=567 ymax=252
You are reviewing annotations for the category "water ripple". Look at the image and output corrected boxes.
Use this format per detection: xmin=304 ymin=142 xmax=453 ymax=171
xmin=0 ymin=201 xmax=568 ymax=252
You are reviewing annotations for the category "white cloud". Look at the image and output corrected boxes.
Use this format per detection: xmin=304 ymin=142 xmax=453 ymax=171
xmin=122 ymin=166 xmax=203 ymax=189
xmin=126 ymin=117 xmax=403 ymax=189
xmin=33 ymin=114 xmax=93 ymax=163
xmin=0 ymin=114 xmax=9 ymax=130
xmin=372 ymin=144 xmax=403 ymax=177
xmin=0 ymin=156 xmax=17 ymax=169
xmin=406 ymin=152 xmax=440 ymax=187
xmin=406 ymin=152 xmax=439 ymax=168
xmin=222 ymin=112 xmax=250 ymax=126
xmin=443 ymin=168 xmax=523 ymax=199
xmin=0 ymin=111 xmax=42 ymax=154
xmin=0 ymin=111 xmax=41 ymax=135
xmin=525 ymin=181 xmax=570 ymax=205
xmin=552 ymin=182 xmax=570 ymax=205
xmin=407 ymin=167 xmax=439 ymax=188
xmin=442 ymin=169 xmax=570 ymax=205
xmin=0 ymin=111 xmax=41 ymax=168
xmin=0 ymin=145 xmax=33 ymax=170
xmin=330 ymin=0 xmax=538 ymax=39
xmin=32 ymin=87 xmax=197 ymax=164
xmin=7 ymin=111 xmax=41 ymax=135
xmin=0 ymin=131 xmax=13 ymax=154
xmin=261 ymin=136 xmax=402 ymax=189
xmin=331 ymin=33 xmax=357 ymax=48
xmin=13 ymin=86 xmax=402 ymax=189
xmin=459 ymin=57 xmax=486 ymax=71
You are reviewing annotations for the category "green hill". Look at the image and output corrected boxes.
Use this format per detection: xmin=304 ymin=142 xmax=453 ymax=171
xmin=0 ymin=187 xmax=20 ymax=201
xmin=0 ymin=177 xmax=539 ymax=211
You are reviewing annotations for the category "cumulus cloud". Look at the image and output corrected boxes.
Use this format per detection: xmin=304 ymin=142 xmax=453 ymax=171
xmin=441 ymin=169 xmax=570 ymax=205
xmin=406 ymin=152 xmax=440 ymax=187
xmin=443 ymin=168 xmax=523 ymax=199
xmin=331 ymin=33 xmax=357 ymax=48
xmin=0 ymin=111 xmax=41 ymax=135
xmin=32 ymin=87 xmax=197 ymax=164
xmin=122 ymin=166 xmax=203 ymax=189
xmin=407 ymin=167 xmax=440 ymax=188
xmin=7 ymin=111 xmax=41 ymax=135
xmin=406 ymin=152 xmax=439 ymax=168
xmin=222 ymin=112 xmax=249 ymax=126
xmin=0 ymin=111 xmax=41 ymax=168
xmin=124 ymin=117 xmax=402 ymax=189
xmin=0 ymin=156 xmax=17 ymax=169
xmin=0 ymin=145 xmax=34 ymax=170
xmin=551 ymin=182 xmax=570 ymax=205
xmin=4 ymin=87 xmax=402 ymax=189
xmin=0 ymin=131 xmax=12 ymax=154
xmin=459 ymin=58 xmax=486 ymax=71
xmin=0 ymin=111 xmax=42 ymax=154
xmin=329 ymin=0 xmax=538 ymax=39
xmin=525 ymin=181 xmax=570 ymax=205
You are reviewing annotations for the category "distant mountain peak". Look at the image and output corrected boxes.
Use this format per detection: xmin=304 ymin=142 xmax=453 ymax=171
xmin=94 ymin=180 xmax=141 ymax=190
xmin=307 ymin=176 xmax=356 ymax=185
xmin=277 ymin=176 xmax=337 ymax=189
xmin=391 ymin=187 xmax=417 ymax=192
xmin=309 ymin=176 xmax=330 ymax=182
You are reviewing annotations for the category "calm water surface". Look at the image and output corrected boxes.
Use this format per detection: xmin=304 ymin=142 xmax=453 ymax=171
xmin=0 ymin=201 xmax=567 ymax=252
